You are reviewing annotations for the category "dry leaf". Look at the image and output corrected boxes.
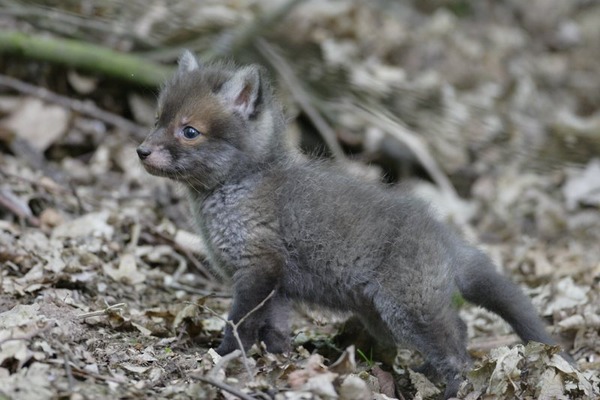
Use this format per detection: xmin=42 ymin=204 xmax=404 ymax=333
xmin=1 ymin=98 xmax=69 ymax=151
xmin=329 ymin=345 xmax=356 ymax=375
xmin=372 ymin=366 xmax=396 ymax=398
xmin=67 ymin=70 xmax=98 ymax=94
xmin=563 ymin=159 xmax=600 ymax=210
xmin=103 ymin=253 xmax=145 ymax=285
xmin=408 ymin=369 xmax=441 ymax=399
xmin=52 ymin=211 xmax=114 ymax=240
xmin=339 ymin=374 xmax=371 ymax=400
xmin=0 ymin=362 xmax=54 ymax=400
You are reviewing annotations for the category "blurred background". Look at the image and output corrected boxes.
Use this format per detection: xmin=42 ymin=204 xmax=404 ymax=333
xmin=0 ymin=1 xmax=599 ymax=398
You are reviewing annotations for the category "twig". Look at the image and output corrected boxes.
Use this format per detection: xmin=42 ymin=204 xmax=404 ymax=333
xmin=63 ymin=353 xmax=76 ymax=392
xmin=77 ymin=303 xmax=126 ymax=319
xmin=0 ymin=74 xmax=148 ymax=140
xmin=196 ymin=376 xmax=257 ymax=400
xmin=175 ymin=321 xmax=189 ymax=346
xmin=199 ymin=289 xmax=277 ymax=378
xmin=334 ymin=102 xmax=458 ymax=198
xmin=236 ymin=289 xmax=277 ymax=329
xmin=198 ymin=304 xmax=252 ymax=378
xmin=204 ymin=0 xmax=305 ymax=60
xmin=177 ymin=246 xmax=221 ymax=285
xmin=199 ymin=306 xmax=253 ymax=378
xmin=0 ymin=187 xmax=40 ymax=226
xmin=45 ymin=358 xmax=128 ymax=384
xmin=0 ymin=170 xmax=92 ymax=213
xmin=0 ymin=321 xmax=56 ymax=346
xmin=137 ymin=231 xmax=228 ymax=294
xmin=68 ymin=365 xmax=127 ymax=383
xmin=209 ymin=349 xmax=242 ymax=379
xmin=468 ymin=334 xmax=520 ymax=352
xmin=3 ymin=135 xmax=64 ymax=182
xmin=127 ymin=219 xmax=141 ymax=251
xmin=143 ymin=230 xmax=221 ymax=285
xmin=0 ymin=170 xmax=69 ymax=194
xmin=167 ymin=281 xmax=231 ymax=298
xmin=169 ymin=250 xmax=189 ymax=283
xmin=256 ymin=39 xmax=347 ymax=160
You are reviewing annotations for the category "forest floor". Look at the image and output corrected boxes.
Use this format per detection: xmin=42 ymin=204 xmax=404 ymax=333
xmin=1 ymin=1 xmax=600 ymax=399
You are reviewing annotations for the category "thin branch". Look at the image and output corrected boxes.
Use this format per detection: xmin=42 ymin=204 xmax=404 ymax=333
xmin=173 ymin=244 xmax=220 ymax=285
xmin=62 ymin=353 xmax=76 ymax=392
xmin=141 ymin=230 xmax=221 ymax=285
xmin=468 ymin=334 xmax=520 ymax=353
xmin=196 ymin=376 xmax=257 ymax=400
xmin=127 ymin=219 xmax=141 ymax=251
xmin=203 ymin=0 xmax=305 ymax=60
xmin=335 ymin=102 xmax=458 ymax=198
xmin=236 ymin=289 xmax=276 ymax=329
xmin=138 ymin=231 xmax=227 ymax=294
xmin=0 ymin=187 xmax=40 ymax=226
xmin=0 ymin=74 xmax=147 ymax=140
xmin=198 ymin=289 xmax=277 ymax=378
xmin=199 ymin=305 xmax=253 ymax=378
xmin=0 ymin=170 xmax=71 ymax=194
xmin=77 ymin=303 xmax=126 ymax=319
xmin=3 ymin=136 xmax=64 ymax=182
xmin=63 ymin=365 xmax=127 ymax=383
xmin=256 ymin=39 xmax=347 ymax=160
xmin=167 ymin=282 xmax=231 ymax=298
xmin=209 ymin=349 xmax=242 ymax=379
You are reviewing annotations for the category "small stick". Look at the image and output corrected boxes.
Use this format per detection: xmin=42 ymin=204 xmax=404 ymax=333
xmin=76 ymin=303 xmax=126 ymax=319
xmin=198 ymin=289 xmax=277 ymax=378
xmin=63 ymin=353 xmax=76 ymax=392
xmin=0 ymin=187 xmax=40 ymax=226
xmin=167 ymin=281 xmax=231 ymax=298
xmin=209 ymin=349 xmax=242 ymax=379
xmin=0 ymin=170 xmax=69 ymax=193
xmin=196 ymin=376 xmax=257 ymax=400
xmin=0 ymin=74 xmax=147 ymax=139
xmin=142 ymin=229 xmax=221 ymax=285
xmin=69 ymin=366 xmax=127 ymax=383
xmin=338 ymin=102 xmax=458 ymax=198
xmin=175 ymin=321 xmax=189 ymax=346
xmin=199 ymin=305 xmax=253 ymax=378
xmin=468 ymin=334 xmax=520 ymax=352
xmin=45 ymin=355 xmax=127 ymax=384
xmin=235 ymin=289 xmax=276 ymax=329
xmin=256 ymin=39 xmax=347 ymax=160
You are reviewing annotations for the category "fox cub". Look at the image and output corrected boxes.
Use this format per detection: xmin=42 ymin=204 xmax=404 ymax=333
xmin=137 ymin=51 xmax=561 ymax=398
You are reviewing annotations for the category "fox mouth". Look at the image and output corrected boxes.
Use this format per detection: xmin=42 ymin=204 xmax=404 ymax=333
xmin=140 ymin=162 xmax=178 ymax=179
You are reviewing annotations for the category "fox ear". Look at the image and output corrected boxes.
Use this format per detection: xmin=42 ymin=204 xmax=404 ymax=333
xmin=176 ymin=50 xmax=200 ymax=76
xmin=218 ymin=66 xmax=262 ymax=119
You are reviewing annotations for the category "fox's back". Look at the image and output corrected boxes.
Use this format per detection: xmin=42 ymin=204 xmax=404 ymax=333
xmin=259 ymin=161 xmax=459 ymax=308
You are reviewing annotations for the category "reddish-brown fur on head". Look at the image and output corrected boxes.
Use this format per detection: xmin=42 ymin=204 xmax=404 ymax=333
xmin=137 ymin=51 xmax=286 ymax=190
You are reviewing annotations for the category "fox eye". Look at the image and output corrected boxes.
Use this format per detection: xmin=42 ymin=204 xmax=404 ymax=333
xmin=182 ymin=126 xmax=201 ymax=139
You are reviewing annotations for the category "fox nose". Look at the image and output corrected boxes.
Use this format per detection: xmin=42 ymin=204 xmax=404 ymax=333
xmin=136 ymin=146 xmax=151 ymax=160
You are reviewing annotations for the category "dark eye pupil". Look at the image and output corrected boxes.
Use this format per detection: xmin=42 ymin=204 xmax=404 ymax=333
xmin=183 ymin=126 xmax=200 ymax=139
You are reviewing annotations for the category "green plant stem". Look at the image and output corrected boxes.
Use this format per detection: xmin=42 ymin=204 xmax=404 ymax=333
xmin=0 ymin=31 xmax=173 ymax=86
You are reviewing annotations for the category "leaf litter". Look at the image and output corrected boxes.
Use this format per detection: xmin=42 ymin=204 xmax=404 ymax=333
xmin=1 ymin=0 xmax=600 ymax=399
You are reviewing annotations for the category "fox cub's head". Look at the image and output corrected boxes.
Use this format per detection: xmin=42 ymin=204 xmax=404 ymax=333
xmin=137 ymin=51 xmax=283 ymax=190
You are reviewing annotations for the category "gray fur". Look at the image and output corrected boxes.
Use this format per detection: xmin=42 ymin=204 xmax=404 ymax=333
xmin=177 ymin=50 xmax=200 ymax=75
xmin=137 ymin=54 xmax=560 ymax=399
